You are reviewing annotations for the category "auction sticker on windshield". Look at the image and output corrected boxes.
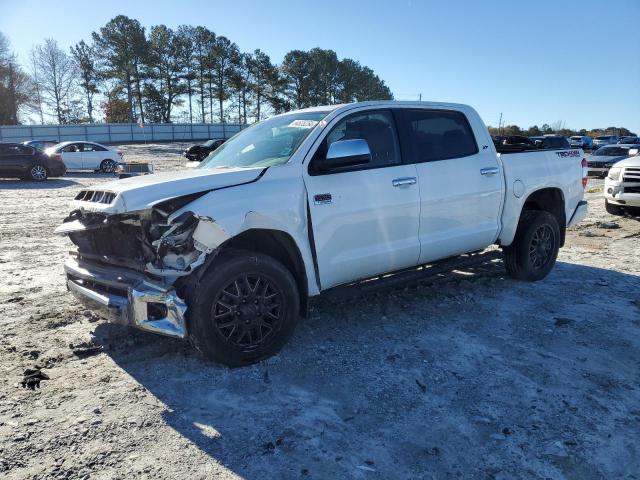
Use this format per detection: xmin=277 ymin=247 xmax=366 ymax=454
xmin=288 ymin=119 xmax=318 ymax=128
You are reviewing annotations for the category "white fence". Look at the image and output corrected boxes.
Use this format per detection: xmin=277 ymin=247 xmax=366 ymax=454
xmin=0 ymin=122 xmax=246 ymax=144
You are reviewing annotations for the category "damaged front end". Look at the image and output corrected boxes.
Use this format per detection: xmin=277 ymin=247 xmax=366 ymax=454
xmin=56 ymin=192 xmax=229 ymax=338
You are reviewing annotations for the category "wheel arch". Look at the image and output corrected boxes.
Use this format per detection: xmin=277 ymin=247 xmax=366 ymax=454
xmin=519 ymin=187 xmax=567 ymax=246
xmin=200 ymin=228 xmax=309 ymax=316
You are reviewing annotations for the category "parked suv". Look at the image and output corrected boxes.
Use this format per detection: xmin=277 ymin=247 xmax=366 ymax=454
xmin=56 ymin=101 xmax=587 ymax=366
xmin=0 ymin=142 xmax=66 ymax=181
xmin=537 ymin=135 xmax=570 ymax=149
xmin=617 ymin=136 xmax=640 ymax=145
xmin=593 ymin=135 xmax=619 ymax=150
xmin=570 ymin=136 xmax=593 ymax=149
xmin=604 ymin=147 xmax=640 ymax=215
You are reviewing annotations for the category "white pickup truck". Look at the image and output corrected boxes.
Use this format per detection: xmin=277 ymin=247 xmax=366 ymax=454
xmin=56 ymin=101 xmax=588 ymax=366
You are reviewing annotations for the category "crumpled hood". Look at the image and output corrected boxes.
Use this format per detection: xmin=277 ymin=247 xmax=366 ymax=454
xmin=73 ymin=166 xmax=264 ymax=214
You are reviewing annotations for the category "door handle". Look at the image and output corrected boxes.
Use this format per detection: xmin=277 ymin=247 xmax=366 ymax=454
xmin=392 ymin=177 xmax=417 ymax=187
xmin=480 ymin=167 xmax=500 ymax=176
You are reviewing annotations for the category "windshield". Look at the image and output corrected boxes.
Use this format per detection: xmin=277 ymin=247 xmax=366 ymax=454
xmin=595 ymin=136 xmax=612 ymax=140
xmin=593 ymin=146 xmax=629 ymax=156
xmin=199 ymin=111 xmax=329 ymax=169
xmin=570 ymin=136 xmax=582 ymax=140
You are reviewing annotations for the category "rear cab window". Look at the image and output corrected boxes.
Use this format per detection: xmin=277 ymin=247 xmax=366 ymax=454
xmin=395 ymin=109 xmax=478 ymax=163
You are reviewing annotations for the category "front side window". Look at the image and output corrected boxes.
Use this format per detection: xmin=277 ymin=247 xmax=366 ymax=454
xmin=199 ymin=111 xmax=328 ymax=169
xmin=313 ymin=110 xmax=401 ymax=171
xmin=61 ymin=143 xmax=81 ymax=153
xmin=396 ymin=109 xmax=478 ymax=163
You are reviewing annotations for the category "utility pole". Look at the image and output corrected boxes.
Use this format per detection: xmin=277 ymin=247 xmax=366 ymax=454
xmin=498 ymin=113 xmax=503 ymax=136
xmin=419 ymin=93 xmax=422 ymax=101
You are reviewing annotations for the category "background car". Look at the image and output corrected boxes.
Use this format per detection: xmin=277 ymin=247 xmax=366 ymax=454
xmin=569 ymin=135 xmax=593 ymax=149
xmin=46 ymin=141 xmax=123 ymax=172
xmin=183 ymin=138 xmax=226 ymax=161
xmin=617 ymin=136 xmax=640 ymax=144
xmin=586 ymin=144 xmax=640 ymax=177
xmin=592 ymin=135 xmax=619 ymax=150
xmin=0 ymin=142 xmax=66 ymax=181
xmin=536 ymin=135 xmax=570 ymax=149
xmin=23 ymin=140 xmax=59 ymax=151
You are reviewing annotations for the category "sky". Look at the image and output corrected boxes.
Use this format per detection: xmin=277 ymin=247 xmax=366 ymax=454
xmin=0 ymin=0 xmax=639 ymax=132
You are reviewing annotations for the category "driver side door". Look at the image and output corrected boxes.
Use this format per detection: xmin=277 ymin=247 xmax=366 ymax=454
xmin=60 ymin=143 xmax=83 ymax=169
xmin=303 ymin=109 xmax=421 ymax=290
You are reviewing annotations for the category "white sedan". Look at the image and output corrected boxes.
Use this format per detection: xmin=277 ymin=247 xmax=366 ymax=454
xmin=46 ymin=141 xmax=123 ymax=172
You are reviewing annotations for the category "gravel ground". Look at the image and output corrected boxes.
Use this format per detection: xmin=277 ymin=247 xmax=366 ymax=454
xmin=1 ymin=143 xmax=639 ymax=480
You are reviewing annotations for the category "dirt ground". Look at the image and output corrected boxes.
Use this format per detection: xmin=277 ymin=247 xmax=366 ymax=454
xmin=1 ymin=143 xmax=639 ymax=480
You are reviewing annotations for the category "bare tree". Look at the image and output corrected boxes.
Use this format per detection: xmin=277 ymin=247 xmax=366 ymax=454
xmin=28 ymin=49 xmax=45 ymax=124
xmin=33 ymin=38 xmax=78 ymax=123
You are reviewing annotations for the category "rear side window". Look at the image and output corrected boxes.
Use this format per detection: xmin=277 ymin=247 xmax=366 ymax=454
xmin=82 ymin=143 xmax=107 ymax=152
xmin=18 ymin=145 xmax=35 ymax=155
xmin=396 ymin=109 xmax=478 ymax=163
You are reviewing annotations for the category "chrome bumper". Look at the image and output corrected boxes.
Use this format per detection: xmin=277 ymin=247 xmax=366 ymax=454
xmin=64 ymin=257 xmax=187 ymax=338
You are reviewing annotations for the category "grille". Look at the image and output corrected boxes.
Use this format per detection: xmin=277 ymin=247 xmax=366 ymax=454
xmin=588 ymin=161 xmax=607 ymax=168
xmin=622 ymin=167 xmax=640 ymax=183
xmin=75 ymin=190 xmax=116 ymax=204
xmin=120 ymin=163 xmax=153 ymax=173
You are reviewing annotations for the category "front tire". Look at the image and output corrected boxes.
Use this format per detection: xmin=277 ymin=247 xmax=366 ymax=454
xmin=100 ymin=159 xmax=116 ymax=173
xmin=27 ymin=164 xmax=48 ymax=181
xmin=188 ymin=250 xmax=300 ymax=367
xmin=503 ymin=210 xmax=560 ymax=281
xmin=605 ymin=200 xmax=622 ymax=216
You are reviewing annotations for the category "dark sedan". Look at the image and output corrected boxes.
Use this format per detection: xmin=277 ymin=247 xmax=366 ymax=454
xmin=23 ymin=139 xmax=59 ymax=151
xmin=183 ymin=138 xmax=226 ymax=161
xmin=0 ymin=142 xmax=66 ymax=181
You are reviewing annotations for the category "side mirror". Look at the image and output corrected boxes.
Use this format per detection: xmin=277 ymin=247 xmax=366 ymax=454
xmin=319 ymin=139 xmax=372 ymax=172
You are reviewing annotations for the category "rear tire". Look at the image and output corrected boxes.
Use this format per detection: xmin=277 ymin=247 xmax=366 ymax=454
xmin=503 ymin=210 xmax=560 ymax=282
xmin=605 ymin=200 xmax=622 ymax=216
xmin=27 ymin=164 xmax=48 ymax=181
xmin=100 ymin=159 xmax=116 ymax=173
xmin=188 ymin=250 xmax=300 ymax=367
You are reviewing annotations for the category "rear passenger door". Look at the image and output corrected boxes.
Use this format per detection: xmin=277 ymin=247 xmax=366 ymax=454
xmin=80 ymin=143 xmax=107 ymax=169
xmin=395 ymin=108 xmax=504 ymax=264
xmin=0 ymin=144 xmax=21 ymax=175
xmin=0 ymin=144 xmax=31 ymax=175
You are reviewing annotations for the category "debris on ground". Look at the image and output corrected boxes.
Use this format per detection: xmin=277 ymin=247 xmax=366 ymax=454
xmin=20 ymin=367 xmax=49 ymax=390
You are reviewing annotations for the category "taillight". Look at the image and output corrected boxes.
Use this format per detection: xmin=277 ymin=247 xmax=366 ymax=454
xmin=51 ymin=153 xmax=63 ymax=162
xmin=581 ymin=158 xmax=588 ymax=189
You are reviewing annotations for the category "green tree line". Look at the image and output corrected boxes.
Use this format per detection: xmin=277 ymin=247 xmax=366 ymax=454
xmin=0 ymin=15 xmax=393 ymax=125
xmin=487 ymin=123 xmax=636 ymax=139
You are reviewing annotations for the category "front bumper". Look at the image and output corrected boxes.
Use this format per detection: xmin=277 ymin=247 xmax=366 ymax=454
xmin=64 ymin=256 xmax=187 ymax=338
xmin=604 ymin=180 xmax=640 ymax=207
